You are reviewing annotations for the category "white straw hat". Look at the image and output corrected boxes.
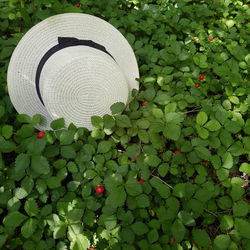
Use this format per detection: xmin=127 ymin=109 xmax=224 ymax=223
xmin=7 ymin=13 xmax=139 ymax=130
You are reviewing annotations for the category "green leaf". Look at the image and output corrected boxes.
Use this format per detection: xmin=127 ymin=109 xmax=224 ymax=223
xmin=125 ymin=178 xmax=142 ymax=196
xmin=17 ymin=114 xmax=31 ymax=123
xmin=178 ymin=211 xmax=195 ymax=227
xmin=106 ymin=186 xmax=126 ymax=207
xmin=131 ymin=222 xmax=149 ymax=236
xmin=194 ymin=146 xmax=211 ymax=160
xmin=31 ymin=155 xmax=50 ymax=175
xmin=239 ymin=163 xmax=250 ymax=174
xmin=138 ymin=130 xmax=149 ymax=143
xmin=224 ymin=120 xmax=241 ymax=134
xmin=214 ymin=235 xmax=231 ymax=250
xmin=50 ymin=118 xmax=66 ymax=130
xmin=171 ymin=219 xmax=186 ymax=242
xmin=193 ymin=54 xmax=208 ymax=68
xmin=165 ymin=103 xmax=177 ymax=113
xmin=204 ymin=119 xmax=221 ymax=131
xmin=158 ymin=163 xmax=169 ymax=177
xmin=165 ymin=112 xmax=185 ymax=124
xmin=196 ymin=125 xmax=209 ymax=139
xmin=59 ymin=130 xmax=75 ymax=145
xmin=0 ymin=138 xmax=16 ymax=153
xmin=61 ymin=145 xmax=76 ymax=159
xmin=144 ymin=155 xmax=161 ymax=167
xmin=235 ymin=218 xmax=250 ymax=239
xmin=220 ymin=215 xmax=234 ymax=232
xmin=192 ymin=229 xmax=211 ymax=247
xmin=221 ymin=152 xmax=233 ymax=169
xmin=20 ymin=8 xmax=31 ymax=24
xmin=14 ymin=188 xmax=28 ymax=199
xmin=136 ymin=119 xmax=150 ymax=129
xmin=173 ymin=183 xmax=186 ymax=198
xmin=147 ymin=229 xmax=159 ymax=243
xmin=244 ymin=119 xmax=250 ymax=135
xmin=230 ymin=185 xmax=244 ymax=201
xmin=21 ymin=218 xmax=38 ymax=239
xmin=136 ymin=194 xmax=150 ymax=208
xmin=32 ymin=114 xmax=42 ymax=125
xmin=0 ymin=105 xmax=5 ymax=118
xmin=91 ymin=116 xmax=103 ymax=129
xmin=28 ymin=136 xmax=47 ymax=153
xmin=53 ymin=224 xmax=67 ymax=239
xmin=103 ymin=114 xmax=115 ymax=129
xmin=233 ymin=201 xmax=249 ymax=217
xmin=196 ymin=111 xmax=208 ymax=126
xmin=149 ymin=177 xmax=170 ymax=199
xmin=97 ymin=141 xmax=112 ymax=153
xmin=0 ymin=235 xmax=7 ymax=248
xmin=3 ymin=211 xmax=27 ymax=229
xmin=67 ymin=209 xmax=84 ymax=223
xmin=115 ymin=115 xmax=132 ymax=128
xmin=110 ymin=102 xmax=125 ymax=115
xmin=24 ymin=199 xmax=39 ymax=217
xmin=163 ymin=123 xmax=181 ymax=141
xmin=219 ymin=129 xmax=233 ymax=148
xmin=152 ymin=108 xmax=164 ymax=119
xmin=46 ymin=177 xmax=61 ymax=189
xmin=13 ymin=153 xmax=30 ymax=180
xmin=2 ymin=125 xmax=13 ymax=139
xmin=70 ymin=234 xmax=90 ymax=250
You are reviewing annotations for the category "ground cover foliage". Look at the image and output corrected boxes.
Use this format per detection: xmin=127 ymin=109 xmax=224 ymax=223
xmin=0 ymin=0 xmax=250 ymax=249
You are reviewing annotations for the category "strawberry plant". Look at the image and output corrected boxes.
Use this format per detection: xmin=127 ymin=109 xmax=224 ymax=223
xmin=0 ymin=0 xmax=250 ymax=249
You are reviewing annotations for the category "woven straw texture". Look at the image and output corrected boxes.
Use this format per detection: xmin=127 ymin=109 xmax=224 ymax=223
xmin=7 ymin=13 xmax=139 ymax=130
xmin=40 ymin=46 xmax=128 ymax=130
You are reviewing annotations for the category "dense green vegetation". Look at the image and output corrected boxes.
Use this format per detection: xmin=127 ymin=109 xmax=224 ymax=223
xmin=0 ymin=0 xmax=250 ymax=249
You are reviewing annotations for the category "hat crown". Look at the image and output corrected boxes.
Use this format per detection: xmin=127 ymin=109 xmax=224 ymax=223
xmin=40 ymin=46 xmax=129 ymax=129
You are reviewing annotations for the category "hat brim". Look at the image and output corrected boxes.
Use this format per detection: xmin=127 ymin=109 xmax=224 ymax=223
xmin=7 ymin=13 xmax=139 ymax=130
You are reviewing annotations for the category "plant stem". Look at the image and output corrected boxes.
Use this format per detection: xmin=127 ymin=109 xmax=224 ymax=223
xmin=152 ymin=174 xmax=174 ymax=189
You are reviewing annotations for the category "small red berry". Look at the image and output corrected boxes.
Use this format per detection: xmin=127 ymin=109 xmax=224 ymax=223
xmin=195 ymin=83 xmax=201 ymax=88
xmin=174 ymin=150 xmax=181 ymax=154
xmin=199 ymin=75 xmax=205 ymax=80
xmin=95 ymin=185 xmax=105 ymax=194
xmin=37 ymin=131 xmax=45 ymax=139
xmin=208 ymin=36 xmax=213 ymax=41
xmin=139 ymin=179 xmax=145 ymax=184
xmin=141 ymin=101 xmax=148 ymax=107
xmin=75 ymin=3 xmax=81 ymax=7
xmin=202 ymin=160 xmax=208 ymax=163
xmin=171 ymin=238 xmax=176 ymax=243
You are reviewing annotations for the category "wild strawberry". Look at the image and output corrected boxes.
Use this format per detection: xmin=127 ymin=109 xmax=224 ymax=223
xmin=141 ymin=101 xmax=148 ymax=107
xmin=37 ymin=131 xmax=45 ymax=139
xmin=95 ymin=185 xmax=105 ymax=194
xmin=174 ymin=150 xmax=181 ymax=154
xmin=139 ymin=179 xmax=145 ymax=184
xmin=199 ymin=75 xmax=205 ymax=80
xmin=208 ymin=36 xmax=213 ymax=41
xmin=195 ymin=83 xmax=201 ymax=88
xmin=75 ymin=3 xmax=81 ymax=7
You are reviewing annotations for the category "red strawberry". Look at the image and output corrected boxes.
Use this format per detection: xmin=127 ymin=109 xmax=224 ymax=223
xmin=141 ymin=101 xmax=148 ymax=107
xmin=95 ymin=185 xmax=105 ymax=194
xmin=208 ymin=36 xmax=213 ymax=41
xmin=199 ymin=75 xmax=205 ymax=80
xmin=174 ymin=150 xmax=181 ymax=154
xmin=139 ymin=179 xmax=145 ymax=184
xmin=75 ymin=3 xmax=81 ymax=7
xmin=37 ymin=131 xmax=45 ymax=139
xmin=195 ymin=83 xmax=201 ymax=88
